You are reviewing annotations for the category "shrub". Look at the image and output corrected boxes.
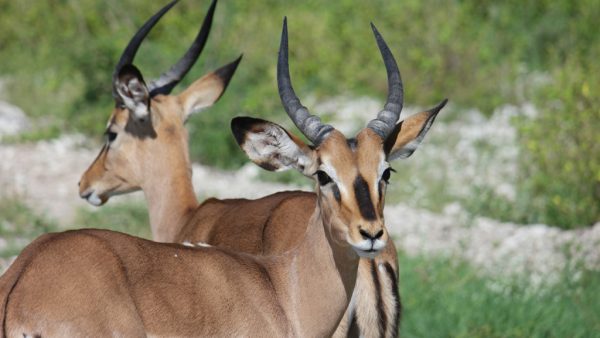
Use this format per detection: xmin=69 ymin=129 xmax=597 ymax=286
xmin=515 ymin=57 xmax=600 ymax=228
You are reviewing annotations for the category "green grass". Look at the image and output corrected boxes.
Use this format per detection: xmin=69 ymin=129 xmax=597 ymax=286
xmin=73 ymin=202 xmax=151 ymax=239
xmin=399 ymin=252 xmax=600 ymax=337
xmin=0 ymin=197 xmax=60 ymax=257
xmin=0 ymin=198 xmax=150 ymax=259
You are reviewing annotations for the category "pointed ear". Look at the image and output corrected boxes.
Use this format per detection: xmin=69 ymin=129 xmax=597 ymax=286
xmin=231 ymin=116 xmax=317 ymax=176
xmin=115 ymin=64 xmax=150 ymax=122
xmin=384 ymin=99 xmax=448 ymax=160
xmin=178 ymin=55 xmax=242 ymax=122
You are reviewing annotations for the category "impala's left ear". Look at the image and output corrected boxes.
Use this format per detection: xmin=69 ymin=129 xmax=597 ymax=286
xmin=384 ymin=99 xmax=448 ymax=160
xmin=115 ymin=64 xmax=150 ymax=122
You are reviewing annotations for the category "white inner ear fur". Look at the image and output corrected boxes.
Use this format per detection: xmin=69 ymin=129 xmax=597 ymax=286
xmin=242 ymin=124 xmax=313 ymax=174
xmin=182 ymin=85 xmax=222 ymax=118
xmin=389 ymin=139 xmax=420 ymax=160
xmin=117 ymin=78 xmax=149 ymax=120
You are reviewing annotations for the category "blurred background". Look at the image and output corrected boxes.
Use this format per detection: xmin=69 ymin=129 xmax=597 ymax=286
xmin=0 ymin=0 xmax=599 ymax=336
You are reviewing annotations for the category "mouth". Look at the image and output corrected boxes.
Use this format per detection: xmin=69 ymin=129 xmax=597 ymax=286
xmin=352 ymin=247 xmax=382 ymax=259
xmin=81 ymin=190 xmax=107 ymax=206
xmin=349 ymin=237 xmax=387 ymax=258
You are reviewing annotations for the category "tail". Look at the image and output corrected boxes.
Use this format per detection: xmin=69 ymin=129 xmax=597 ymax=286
xmin=0 ymin=233 xmax=56 ymax=338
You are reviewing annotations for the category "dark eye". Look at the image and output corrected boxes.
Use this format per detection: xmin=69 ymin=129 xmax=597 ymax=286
xmin=316 ymin=170 xmax=333 ymax=186
xmin=106 ymin=131 xmax=118 ymax=143
xmin=381 ymin=167 xmax=394 ymax=184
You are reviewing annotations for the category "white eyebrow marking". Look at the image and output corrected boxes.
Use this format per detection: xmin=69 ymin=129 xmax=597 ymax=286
xmin=319 ymin=162 xmax=348 ymax=196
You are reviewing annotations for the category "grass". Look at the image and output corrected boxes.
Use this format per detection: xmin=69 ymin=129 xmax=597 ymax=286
xmin=399 ymin=252 xmax=600 ymax=337
xmin=0 ymin=198 xmax=150 ymax=259
xmin=0 ymin=197 xmax=60 ymax=257
xmin=72 ymin=202 xmax=151 ymax=239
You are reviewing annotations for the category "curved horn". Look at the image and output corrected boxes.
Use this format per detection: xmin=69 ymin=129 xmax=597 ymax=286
xmin=148 ymin=0 xmax=217 ymax=96
xmin=366 ymin=23 xmax=404 ymax=139
xmin=113 ymin=0 xmax=178 ymax=98
xmin=277 ymin=17 xmax=333 ymax=145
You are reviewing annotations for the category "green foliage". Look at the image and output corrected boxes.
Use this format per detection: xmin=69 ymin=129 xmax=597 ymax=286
xmin=73 ymin=202 xmax=151 ymax=239
xmin=1 ymin=0 xmax=599 ymax=225
xmin=399 ymin=252 xmax=600 ymax=337
xmin=514 ymin=57 xmax=600 ymax=228
xmin=0 ymin=197 xmax=59 ymax=258
xmin=0 ymin=0 xmax=571 ymax=161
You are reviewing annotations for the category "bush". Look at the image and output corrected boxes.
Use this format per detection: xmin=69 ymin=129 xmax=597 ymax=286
xmin=515 ymin=57 xmax=600 ymax=228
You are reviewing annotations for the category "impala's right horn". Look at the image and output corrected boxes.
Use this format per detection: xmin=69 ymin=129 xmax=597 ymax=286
xmin=277 ymin=17 xmax=333 ymax=146
xmin=366 ymin=23 xmax=404 ymax=139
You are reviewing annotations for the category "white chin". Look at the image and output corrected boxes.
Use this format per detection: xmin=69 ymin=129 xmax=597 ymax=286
xmin=352 ymin=247 xmax=381 ymax=259
xmin=87 ymin=193 xmax=103 ymax=206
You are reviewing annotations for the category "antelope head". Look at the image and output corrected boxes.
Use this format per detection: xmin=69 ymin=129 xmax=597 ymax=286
xmin=232 ymin=19 xmax=447 ymax=258
xmin=79 ymin=0 xmax=241 ymax=206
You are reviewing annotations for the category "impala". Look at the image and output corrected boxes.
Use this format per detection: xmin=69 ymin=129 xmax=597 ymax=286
xmin=76 ymin=2 xmax=423 ymax=336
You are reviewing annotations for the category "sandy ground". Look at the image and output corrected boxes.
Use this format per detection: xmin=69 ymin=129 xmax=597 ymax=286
xmin=1 ymin=134 xmax=598 ymax=286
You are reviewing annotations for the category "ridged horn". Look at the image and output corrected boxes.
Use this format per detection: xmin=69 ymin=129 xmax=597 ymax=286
xmin=277 ymin=17 xmax=333 ymax=145
xmin=366 ymin=23 xmax=404 ymax=139
xmin=148 ymin=0 xmax=217 ymax=96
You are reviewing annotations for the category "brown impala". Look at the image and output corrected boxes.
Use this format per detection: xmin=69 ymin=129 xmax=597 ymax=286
xmin=75 ymin=1 xmax=433 ymax=336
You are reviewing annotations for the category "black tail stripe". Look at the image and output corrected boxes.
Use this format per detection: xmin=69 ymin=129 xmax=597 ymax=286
xmin=384 ymin=262 xmax=401 ymax=336
xmin=371 ymin=260 xmax=387 ymax=338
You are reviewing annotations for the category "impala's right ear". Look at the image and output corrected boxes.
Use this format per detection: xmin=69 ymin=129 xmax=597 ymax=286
xmin=178 ymin=55 xmax=242 ymax=122
xmin=231 ymin=117 xmax=317 ymax=176
xmin=115 ymin=64 xmax=150 ymax=122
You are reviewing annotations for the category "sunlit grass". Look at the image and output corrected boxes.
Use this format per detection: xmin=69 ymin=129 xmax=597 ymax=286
xmin=0 ymin=198 xmax=150 ymax=259
xmin=399 ymin=252 xmax=600 ymax=337
xmin=0 ymin=196 xmax=59 ymax=257
xmin=72 ymin=202 xmax=151 ymax=240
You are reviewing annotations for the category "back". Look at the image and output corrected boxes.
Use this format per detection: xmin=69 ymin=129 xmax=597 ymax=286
xmin=176 ymin=190 xmax=315 ymax=254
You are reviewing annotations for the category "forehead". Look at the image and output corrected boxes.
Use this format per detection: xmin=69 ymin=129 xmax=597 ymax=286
xmin=108 ymin=96 xmax=178 ymax=127
xmin=318 ymin=128 xmax=384 ymax=176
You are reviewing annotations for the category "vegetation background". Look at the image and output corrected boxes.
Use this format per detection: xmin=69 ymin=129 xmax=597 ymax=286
xmin=0 ymin=0 xmax=599 ymax=336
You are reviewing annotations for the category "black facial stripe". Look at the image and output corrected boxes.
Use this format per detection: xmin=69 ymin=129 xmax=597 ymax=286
xmin=384 ymin=262 xmax=401 ymax=336
xmin=354 ymin=175 xmax=377 ymax=221
xmin=371 ymin=259 xmax=387 ymax=338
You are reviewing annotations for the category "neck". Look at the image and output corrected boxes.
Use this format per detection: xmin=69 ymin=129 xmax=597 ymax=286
xmin=143 ymin=160 xmax=198 ymax=242
xmin=268 ymin=206 xmax=360 ymax=337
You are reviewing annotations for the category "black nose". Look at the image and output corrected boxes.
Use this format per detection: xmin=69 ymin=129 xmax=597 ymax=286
xmin=80 ymin=191 xmax=92 ymax=200
xmin=359 ymin=229 xmax=384 ymax=241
